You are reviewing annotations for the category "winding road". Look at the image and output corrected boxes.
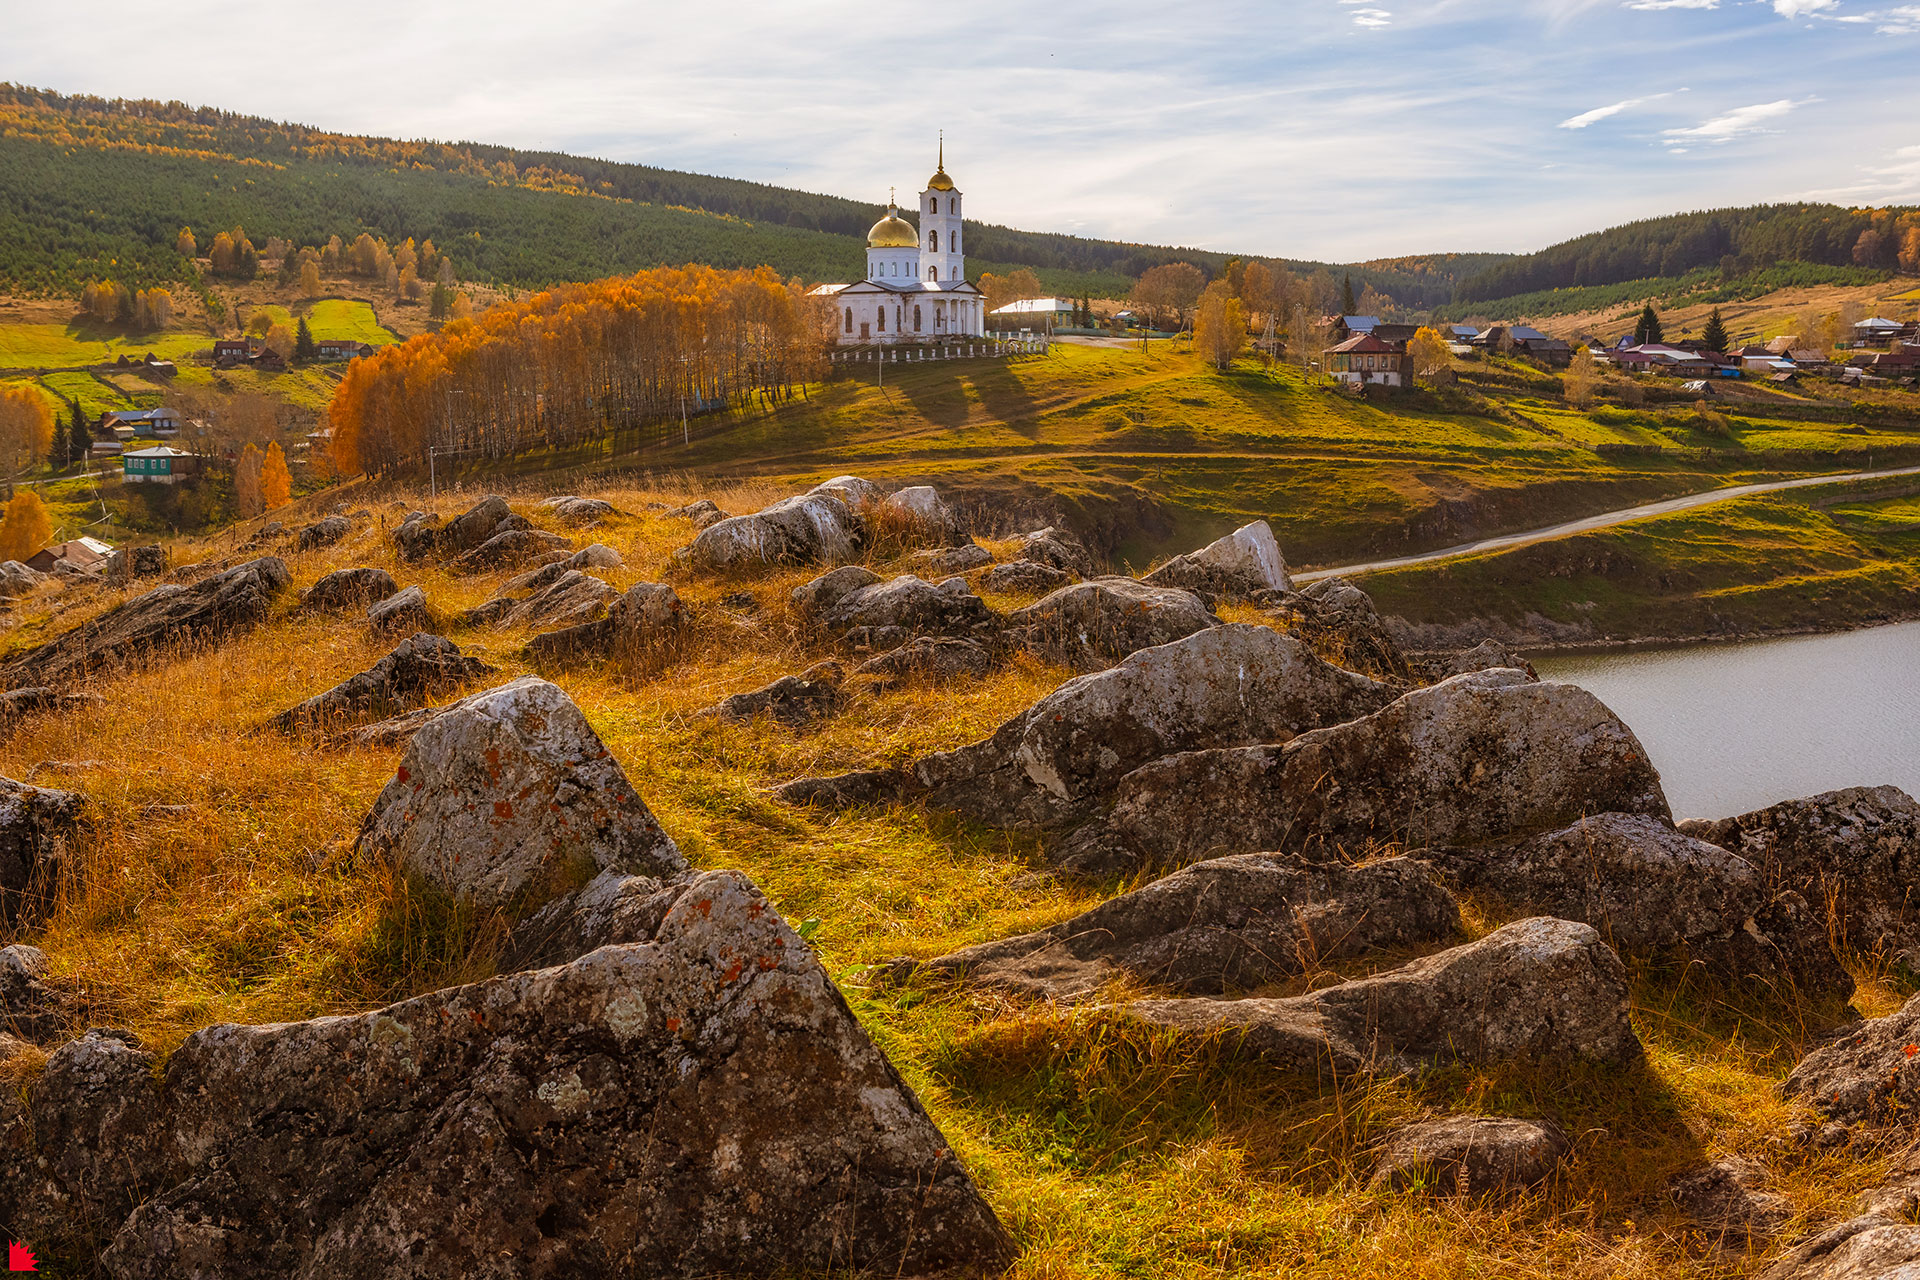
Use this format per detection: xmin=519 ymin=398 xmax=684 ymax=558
xmin=1294 ymin=463 xmax=1920 ymax=583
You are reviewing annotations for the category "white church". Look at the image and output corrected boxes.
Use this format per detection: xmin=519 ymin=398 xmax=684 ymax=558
xmin=813 ymin=142 xmax=987 ymax=345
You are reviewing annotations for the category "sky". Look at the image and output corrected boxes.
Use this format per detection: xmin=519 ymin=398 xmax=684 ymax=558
xmin=5 ymin=0 xmax=1920 ymax=262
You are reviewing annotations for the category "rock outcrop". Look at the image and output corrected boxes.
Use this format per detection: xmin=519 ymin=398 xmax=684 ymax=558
xmin=818 ymin=574 xmax=997 ymax=648
xmin=473 ymin=569 xmax=615 ymax=631
xmin=1014 ymin=526 xmax=1093 ymax=578
xmin=446 ymin=528 xmax=573 ymax=576
xmin=0 ymin=944 xmax=64 ymax=1042
xmin=1759 ymin=1216 xmax=1920 ymax=1280
xmin=674 ymin=492 xmax=863 ymax=573
xmin=1124 ymin=917 xmax=1641 ymax=1077
xmin=7 ymin=873 xmax=1013 ymax=1277
xmin=356 ymin=676 xmax=685 ymax=905
xmin=539 ymin=495 xmax=618 ymax=526
xmin=0 ymin=687 xmax=98 ymax=728
xmin=808 ymin=474 xmax=883 ymax=508
xmin=908 ymin=854 xmax=1462 ymax=1001
xmin=0 ymin=560 xmax=46 ymax=599
xmin=1266 ymin=576 xmax=1413 ymax=682
xmin=524 ymin=582 xmax=689 ymax=668
xmin=1431 ymin=812 xmax=1850 ymax=999
xmin=704 ymin=666 xmax=845 ymax=729
xmin=1368 ymin=1115 xmax=1570 ymax=1196
xmin=1011 ymin=577 xmax=1219 ymax=671
xmin=850 ymin=636 xmax=994 ymax=689
xmin=981 ymin=560 xmax=1074 ymax=595
xmin=884 ymin=485 xmax=962 ymax=544
xmin=367 ymin=583 xmax=432 ymax=634
xmin=1668 ymin=1158 xmax=1790 ymax=1243
xmin=293 ymin=515 xmax=351 ymax=552
xmin=1141 ymin=520 xmax=1292 ymax=600
xmin=273 ymin=634 xmax=496 ymax=734
xmin=664 ymin=498 xmax=726 ymax=528
xmin=1784 ymin=991 xmax=1920 ymax=1127
xmin=392 ymin=495 xmax=515 ymax=563
xmin=299 ymin=567 xmax=398 ymax=613
xmin=1681 ymin=787 xmax=1920 ymax=956
xmin=1 ymin=557 xmax=290 ymax=690
xmin=911 ymin=543 xmax=993 ymax=576
xmin=1060 ymin=668 xmax=1668 ymax=875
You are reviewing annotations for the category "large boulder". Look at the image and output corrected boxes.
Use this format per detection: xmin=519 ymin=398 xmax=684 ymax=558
xmin=909 ymin=854 xmax=1462 ymax=1001
xmin=980 ymin=560 xmax=1073 ymax=595
xmin=367 ymin=583 xmax=432 ymax=635
xmin=1124 ymin=917 xmax=1641 ymax=1078
xmin=1368 ymin=1115 xmax=1570 ymax=1196
xmin=13 ymin=874 xmax=1015 ymax=1277
xmin=273 ymin=634 xmax=496 ymax=734
xmin=0 ymin=944 xmax=64 ymax=1042
xmin=1141 ymin=520 xmax=1291 ymax=600
xmin=808 ymin=474 xmax=884 ymax=508
xmin=703 ymin=667 xmax=845 ymax=729
xmin=446 ymin=528 xmax=573 ymax=575
xmin=1431 ymin=812 xmax=1850 ymax=1000
xmin=790 ymin=565 xmax=881 ymax=622
xmin=782 ymin=625 xmax=1393 ymax=830
xmin=1267 ymin=576 xmax=1413 ymax=682
xmin=293 ymin=515 xmax=351 ymax=552
xmin=675 ymin=493 xmax=864 ymax=573
xmin=664 ymin=498 xmax=726 ymax=528
xmin=299 ymin=566 xmax=398 ymax=613
xmin=1680 ymin=787 xmax=1920 ymax=957
xmin=1759 ymin=1217 xmax=1920 ymax=1280
xmin=0 ymin=557 xmax=290 ymax=689
xmin=1011 ymin=576 xmax=1219 ymax=671
xmin=355 ymin=676 xmax=685 ymax=905
xmin=539 ymin=495 xmax=619 ymax=526
xmin=820 ymin=574 xmax=996 ymax=646
xmin=850 ymin=636 xmax=994 ymax=690
xmin=391 ymin=512 xmax=443 ymax=562
xmin=0 ymin=560 xmax=46 ymax=599
xmin=1783 ymin=991 xmax=1920 ymax=1127
xmin=911 ymin=543 xmax=992 ymax=576
xmin=1014 ymin=526 xmax=1093 ymax=578
xmin=0 ymin=777 xmax=87 ymax=926
xmin=524 ymin=582 xmax=688 ymax=669
xmin=105 ymin=544 xmax=169 ymax=580
xmin=474 ymin=570 xmax=616 ymax=631
xmin=884 ymin=485 xmax=962 ymax=544
xmin=1668 ymin=1157 xmax=1791 ymax=1243
xmin=1060 ymin=668 xmax=1669 ymax=875
xmin=439 ymin=494 xmax=514 ymax=554
xmin=499 ymin=870 xmax=684 ymax=973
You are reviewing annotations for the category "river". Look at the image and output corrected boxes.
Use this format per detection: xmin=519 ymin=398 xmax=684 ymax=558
xmin=1534 ymin=621 xmax=1920 ymax=822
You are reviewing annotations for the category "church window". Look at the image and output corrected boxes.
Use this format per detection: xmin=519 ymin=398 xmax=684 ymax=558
xmin=914 ymin=305 xmax=922 ymax=331
xmin=948 ymin=197 xmax=956 ymax=214
xmin=844 ymin=307 xmax=852 ymax=333
xmin=877 ymin=308 xmax=885 ymax=332
xmin=929 ymin=229 xmax=938 ymax=253
xmin=928 ymin=267 xmax=937 ymax=281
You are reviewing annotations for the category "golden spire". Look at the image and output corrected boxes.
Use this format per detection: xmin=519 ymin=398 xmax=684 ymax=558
xmin=927 ymin=134 xmax=955 ymax=192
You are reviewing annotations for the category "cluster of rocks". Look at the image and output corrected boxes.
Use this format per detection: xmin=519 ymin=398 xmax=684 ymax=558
xmin=0 ymin=673 xmax=1017 ymax=1274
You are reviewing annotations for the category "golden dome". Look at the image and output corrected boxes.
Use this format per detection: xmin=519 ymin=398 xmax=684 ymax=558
xmin=927 ymin=167 xmax=954 ymax=192
xmin=867 ymin=202 xmax=918 ymax=248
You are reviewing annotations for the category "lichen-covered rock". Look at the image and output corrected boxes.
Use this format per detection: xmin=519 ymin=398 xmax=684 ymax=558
xmin=783 ymin=625 xmax=1391 ymax=830
xmin=675 ymin=493 xmax=864 ymax=573
xmin=391 ymin=512 xmax=443 ymax=562
xmin=567 ymin=542 xmax=623 ymax=570
xmin=1012 ymin=576 xmax=1219 ymax=671
xmin=981 ymin=559 xmax=1074 ymax=594
xmin=790 ymin=565 xmax=882 ymax=622
xmin=664 ymin=498 xmax=727 ymax=528
xmin=525 ymin=582 xmax=688 ymax=668
xmin=0 ymin=944 xmax=63 ymax=1042
xmin=9 ymin=1029 xmax=162 ymax=1240
xmin=1064 ymin=668 xmax=1668 ymax=875
xmin=293 ymin=515 xmax=351 ymax=552
xmin=821 ymin=574 xmax=996 ymax=642
xmin=477 ymin=570 xmax=616 ymax=632
xmin=367 ymin=583 xmax=431 ymax=634
xmin=87 ymin=870 xmax=1014 ymax=1278
xmin=446 ymin=528 xmax=573 ymax=575
xmin=105 ymin=544 xmax=169 ymax=579
xmin=1266 ymin=576 xmax=1412 ymax=681
xmin=498 ymin=870 xmax=682 ymax=972
xmin=885 ymin=485 xmax=962 ymax=543
xmin=1435 ymin=638 xmax=1538 ymax=681
xmin=0 ymin=776 xmax=86 ymax=926
xmin=1015 ymin=526 xmax=1093 ymax=578
xmin=1783 ymin=991 xmax=1920 ymax=1127
xmin=355 ymin=676 xmax=685 ymax=905
xmin=1 ymin=557 xmax=291 ymax=689
xmin=1125 ymin=917 xmax=1641 ymax=1078
xmin=850 ymin=636 xmax=994 ymax=689
xmin=273 ymin=634 xmax=496 ymax=734
xmin=539 ymin=495 xmax=619 ymax=526
xmin=1141 ymin=520 xmax=1292 ymax=600
xmin=300 ymin=566 xmax=398 ymax=613
xmin=1369 ymin=1116 xmax=1570 ymax=1196
xmin=1668 ymin=1158 xmax=1790 ymax=1243
xmin=910 ymin=854 xmax=1462 ymax=1001
xmin=0 ymin=560 xmax=46 ymax=599
xmin=1680 ymin=787 xmax=1920 ymax=956
xmin=1431 ymin=812 xmax=1850 ymax=1000
xmin=703 ymin=669 xmax=846 ymax=729
xmin=911 ymin=542 xmax=994 ymax=576
xmin=1758 ymin=1216 xmax=1920 ymax=1280
xmin=808 ymin=474 xmax=884 ymax=507
xmin=440 ymin=494 xmax=513 ymax=554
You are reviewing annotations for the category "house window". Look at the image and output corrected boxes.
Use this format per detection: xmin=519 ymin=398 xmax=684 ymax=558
xmin=929 ymin=230 xmax=939 ymax=253
xmin=914 ymin=306 xmax=922 ymax=331
xmin=844 ymin=307 xmax=852 ymax=333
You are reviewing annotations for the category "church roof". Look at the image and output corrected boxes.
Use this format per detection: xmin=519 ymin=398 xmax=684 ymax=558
xmin=867 ymin=200 xmax=918 ymax=248
xmin=927 ymin=135 xmax=955 ymax=191
xmin=829 ymin=279 xmax=980 ymax=296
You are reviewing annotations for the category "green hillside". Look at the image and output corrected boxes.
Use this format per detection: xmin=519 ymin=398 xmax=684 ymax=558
xmin=0 ymin=85 xmax=1491 ymax=306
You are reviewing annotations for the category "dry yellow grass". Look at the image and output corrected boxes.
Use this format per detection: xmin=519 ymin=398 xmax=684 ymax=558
xmin=0 ymin=475 xmax=1903 ymax=1278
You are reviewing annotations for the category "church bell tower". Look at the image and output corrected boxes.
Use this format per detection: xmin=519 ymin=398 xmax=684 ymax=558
xmin=918 ymin=133 xmax=964 ymax=284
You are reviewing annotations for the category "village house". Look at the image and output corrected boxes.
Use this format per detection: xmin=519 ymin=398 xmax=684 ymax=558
xmin=211 ymin=338 xmax=250 ymax=365
xmin=100 ymin=407 xmax=181 ymax=438
xmin=1325 ymin=333 xmax=1411 ymax=388
xmin=25 ymin=537 xmax=113 ymax=574
xmin=315 ymin=339 xmax=375 ymax=361
xmin=120 ymin=445 xmax=205 ymax=485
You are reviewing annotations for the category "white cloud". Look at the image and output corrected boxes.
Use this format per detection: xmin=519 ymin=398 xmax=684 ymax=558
xmin=1559 ymin=88 xmax=1685 ymax=128
xmin=1662 ymin=97 xmax=1811 ymax=145
xmin=1801 ymin=144 xmax=1920 ymax=198
xmin=1770 ymin=0 xmax=1838 ymax=16
xmin=1624 ymin=0 xmax=1719 ymax=9
xmin=1876 ymin=2 xmax=1920 ymax=30
xmin=1339 ymin=1 xmax=1393 ymax=26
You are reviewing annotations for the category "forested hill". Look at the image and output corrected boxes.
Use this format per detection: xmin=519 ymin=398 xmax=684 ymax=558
xmin=1454 ymin=204 xmax=1920 ymax=304
xmin=0 ymin=85 xmax=1491 ymax=306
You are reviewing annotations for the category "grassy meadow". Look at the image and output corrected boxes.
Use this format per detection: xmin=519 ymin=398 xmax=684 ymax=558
xmin=0 ymin=475 xmax=1910 ymax=1276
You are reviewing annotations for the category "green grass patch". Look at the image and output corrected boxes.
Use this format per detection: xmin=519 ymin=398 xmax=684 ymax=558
xmin=0 ymin=320 xmax=207 ymax=370
xmin=302 ymin=298 xmax=396 ymax=345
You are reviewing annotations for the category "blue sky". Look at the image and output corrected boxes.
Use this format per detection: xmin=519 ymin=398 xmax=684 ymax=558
xmin=6 ymin=0 xmax=1918 ymax=261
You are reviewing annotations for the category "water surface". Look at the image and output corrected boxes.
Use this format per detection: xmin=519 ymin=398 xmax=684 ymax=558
xmin=1534 ymin=621 xmax=1920 ymax=821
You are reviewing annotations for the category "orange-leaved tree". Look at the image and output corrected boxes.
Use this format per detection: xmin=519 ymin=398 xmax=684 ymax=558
xmin=0 ymin=490 xmax=52 ymax=563
xmin=260 ymin=442 xmax=292 ymax=511
xmin=0 ymin=384 xmax=56 ymax=474
xmin=234 ymin=444 xmax=265 ymax=519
